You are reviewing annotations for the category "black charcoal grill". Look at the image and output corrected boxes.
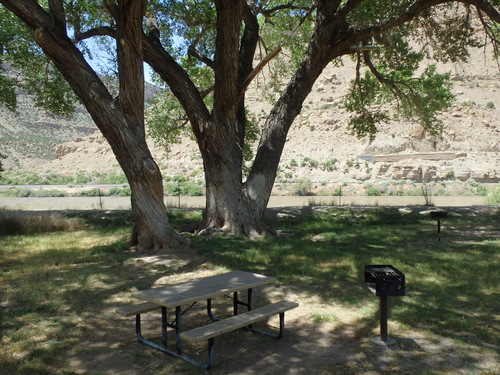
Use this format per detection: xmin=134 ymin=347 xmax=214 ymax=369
xmin=364 ymin=265 xmax=405 ymax=345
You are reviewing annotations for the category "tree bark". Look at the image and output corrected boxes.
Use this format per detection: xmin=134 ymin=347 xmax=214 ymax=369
xmin=1 ymin=0 xmax=185 ymax=252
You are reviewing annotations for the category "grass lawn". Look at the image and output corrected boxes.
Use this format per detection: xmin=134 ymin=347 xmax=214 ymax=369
xmin=0 ymin=207 xmax=499 ymax=374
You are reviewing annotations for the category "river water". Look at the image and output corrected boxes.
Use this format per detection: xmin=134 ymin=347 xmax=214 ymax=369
xmin=0 ymin=195 xmax=487 ymax=210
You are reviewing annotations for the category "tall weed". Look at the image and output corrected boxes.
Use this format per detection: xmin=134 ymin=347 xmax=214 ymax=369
xmin=0 ymin=211 xmax=83 ymax=236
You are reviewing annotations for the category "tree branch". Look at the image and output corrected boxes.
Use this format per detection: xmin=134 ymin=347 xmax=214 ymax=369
xmin=142 ymin=34 xmax=211 ymax=135
xmin=74 ymin=26 xmax=116 ymax=41
xmin=356 ymin=0 xmax=500 ymax=45
xmin=114 ymin=0 xmax=146 ymax=130
xmin=362 ymin=50 xmax=404 ymax=105
xmin=239 ymin=46 xmax=281 ymax=98
xmin=48 ymin=0 xmax=66 ymax=33
xmin=188 ymin=45 xmax=215 ymax=69
xmin=213 ymin=0 xmax=244 ymax=120
xmin=463 ymin=0 xmax=500 ymax=22
xmin=476 ymin=7 xmax=500 ymax=68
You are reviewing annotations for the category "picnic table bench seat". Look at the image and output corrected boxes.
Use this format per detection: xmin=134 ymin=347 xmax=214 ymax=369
xmin=180 ymin=300 xmax=298 ymax=342
xmin=180 ymin=300 xmax=298 ymax=369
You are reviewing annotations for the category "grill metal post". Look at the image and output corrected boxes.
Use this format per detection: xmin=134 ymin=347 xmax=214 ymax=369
xmin=380 ymin=296 xmax=388 ymax=342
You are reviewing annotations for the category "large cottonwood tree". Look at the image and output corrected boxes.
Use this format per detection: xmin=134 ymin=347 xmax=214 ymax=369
xmin=0 ymin=0 xmax=185 ymax=252
xmin=143 ymin=0 xmax=500 ymax=236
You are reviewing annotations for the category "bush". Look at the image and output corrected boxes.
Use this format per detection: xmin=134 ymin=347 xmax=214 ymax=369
xmin=74 ymin=188 xmax=105 ymax=197
xmin=75 ymin=173 xmax=92 ymax=184
xmin=291 ymin=178 xmax=312 ymax=196
xmin=486 ymin=187 xmax=500 ymax=205
xmin=165 ymin=182 xmax=204 ymax=196
xmin=0 ymin=188 xmax=31 ymax=197
xmin=366 ymin=187 xmax=382 ymax=196
xmin=0 ymin=188 xmax=65 ymax=197
xmin=0 ymin=211 xmax=82 ymax=235
xmin=321 ymin=158 xmax=338 ymax=171
xmin=476 ymin=185 xmax=488 ymax=197
xmin=108 ymin=187 xmax=131 ymax=196
xmin=97 ymin=172 xmax=127 ymax=184
xmin=30 ymin=189 xmax=66 ymax=197
xmin=186 ymin=184 xmax=204 ymax=196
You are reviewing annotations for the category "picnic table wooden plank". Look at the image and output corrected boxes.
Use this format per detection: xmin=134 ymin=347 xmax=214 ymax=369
xmin=115 ymin=301 xmax=159 ymax=317
xmin=180 ymin=300 xmax=299 ymax=342
xmin=132 ymin=270 xmax=275 ymax=307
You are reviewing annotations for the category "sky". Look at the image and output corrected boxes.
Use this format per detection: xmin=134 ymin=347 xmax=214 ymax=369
xmin=84 ymin=36 xmax=155 ymax=84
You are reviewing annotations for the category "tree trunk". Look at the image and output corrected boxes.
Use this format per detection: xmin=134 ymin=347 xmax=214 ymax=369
xmin=1 ymin=0 xmax=185 ymax=252
xmin=201 ymin=120 xmax=268 ymax=236
xmin=122 ymin=145 xmax=183 ymax=252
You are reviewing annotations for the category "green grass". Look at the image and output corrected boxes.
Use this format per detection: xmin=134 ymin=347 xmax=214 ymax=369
xmin=0 ymin=207 xmax=498 ymax=374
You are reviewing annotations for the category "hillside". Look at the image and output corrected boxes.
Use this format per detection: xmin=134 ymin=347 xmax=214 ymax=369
xmin=0 ymin=67 xmax=160 ymax=171
xmin=1 ymin=51 xmax=499 ymax=190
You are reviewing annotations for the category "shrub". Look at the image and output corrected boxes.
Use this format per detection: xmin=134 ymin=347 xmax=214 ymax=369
xmin=321 ymin=158 xmax=338 ymax=171
xmin=165 ymin=182 xmax=204 ymax=196
xmin=0 ymin=211 xmax=83 ymax=235
xmin=291 ymin=178 xmax=312 ymax=196
xmin=74 ymin=188 xmax=104 ymax=197
xmin=366 ymin=187 xmax=382 ymax=196
xmin=486 ymin=187 xmax=500 ymax=205
xmin=467 ymin=178 xmax=478 ymax=187
xmin=75 ymin=173 xmax=92 ymax=184
xmin=108 ymin=187 xmax=131 ymax=196
xmin=0 ymin=188 xmax=66 ymax=197
xmin=97 ymin=172 xmax=127 ymax=184
xmin=476 ymin=185 xmax=488 ymax=197
xmin=185 ymin=183 xmax=204 ymax=196
xmin=0 ymin=188 xmax=32 ymax=197
xmin=301 ymin=157 xmax=319 ymax=168
xmin=30 ymin=189 xmax=66 ymax=197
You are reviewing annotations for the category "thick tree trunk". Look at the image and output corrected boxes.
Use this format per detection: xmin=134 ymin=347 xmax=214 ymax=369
xmin=122 ymin=146 xmax=183 ymax=252
xmin=201 ymin=133 xmax=268 ymax=236
xmin=1 ymin=0 xmax=185 ymax=252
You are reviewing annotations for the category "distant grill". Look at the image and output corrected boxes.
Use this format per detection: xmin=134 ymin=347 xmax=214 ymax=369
xmin=365 ymin=265 xmax=405 ymax=297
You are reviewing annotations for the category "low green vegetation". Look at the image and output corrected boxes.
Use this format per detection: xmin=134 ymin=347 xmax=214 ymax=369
xmin=486 ymin=185 xmax=500 ymax=205
xmin=1 ymin=207 xmax=498 ymax=374
xmin=0 ymin=171 xmax=127 ymax=186
xmin=1 ymin=169 xmax=497 ymax=201
xmin=0 ymin=171 xmax=206 ymax=197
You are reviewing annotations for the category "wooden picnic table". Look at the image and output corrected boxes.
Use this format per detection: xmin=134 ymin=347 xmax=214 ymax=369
xmin=117 ymin=270 xmax=297 ymax=369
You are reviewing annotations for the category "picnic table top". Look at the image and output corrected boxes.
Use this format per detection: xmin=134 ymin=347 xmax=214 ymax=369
xmin=132 ymin=270 xmax=275 ymax=307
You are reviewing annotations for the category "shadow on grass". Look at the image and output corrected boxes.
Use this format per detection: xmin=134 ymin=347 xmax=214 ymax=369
xmin=0 ymin=231 xmax=201 ymax=375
